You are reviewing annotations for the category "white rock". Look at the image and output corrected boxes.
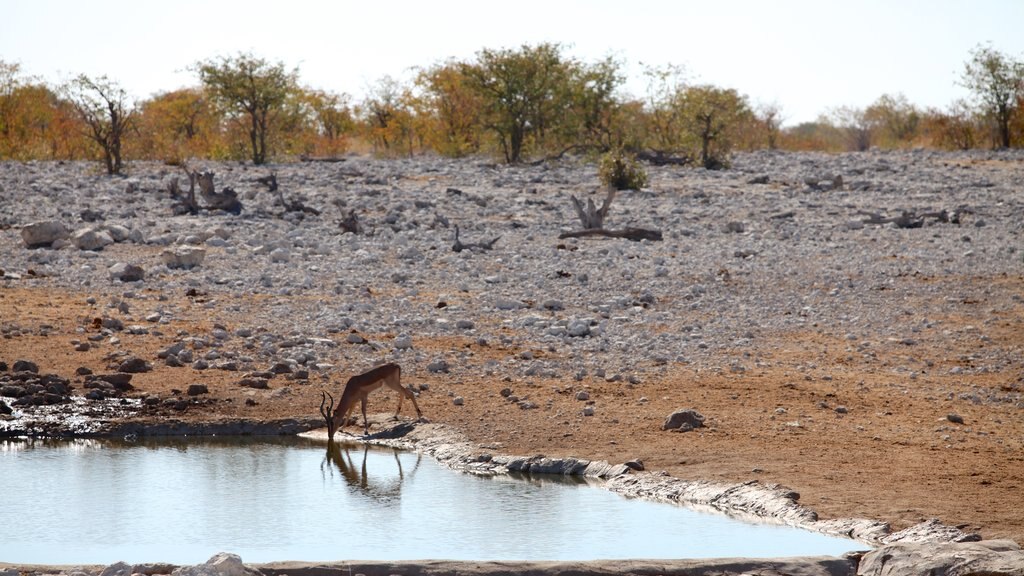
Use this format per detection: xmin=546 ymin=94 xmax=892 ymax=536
xmin=71 ymin=228 xmax=115 ymax=251
xmin=161 ymin=246 xmax=206 ymax=269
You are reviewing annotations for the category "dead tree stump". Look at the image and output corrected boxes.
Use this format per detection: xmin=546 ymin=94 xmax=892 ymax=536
xmin=338 ymin=209 xmax=363 ymax=234
xmin=562 ymin=188 xmax=662 ymax=242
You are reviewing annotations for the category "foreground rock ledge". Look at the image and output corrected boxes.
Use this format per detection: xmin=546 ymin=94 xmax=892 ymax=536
xmin=4 ymin=542 xmax=1024 ymax=576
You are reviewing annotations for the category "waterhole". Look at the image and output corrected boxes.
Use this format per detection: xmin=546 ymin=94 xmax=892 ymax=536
xmin=0 ymin=437 xmax=862 ymax=564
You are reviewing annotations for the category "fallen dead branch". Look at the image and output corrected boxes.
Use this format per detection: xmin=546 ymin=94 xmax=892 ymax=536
xmin=858 ymin=206 xmax=970 ymax=229
xmin=452 ymin=225 xmax=499 ymax=252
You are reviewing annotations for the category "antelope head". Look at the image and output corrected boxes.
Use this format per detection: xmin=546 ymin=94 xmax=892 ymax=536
xmin=320 ymin=391 xmax=338 ymax=441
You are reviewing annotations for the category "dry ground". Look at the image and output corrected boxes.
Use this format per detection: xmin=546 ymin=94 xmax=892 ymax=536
xmin=2 ymin=278 xmax=1022 ymax=544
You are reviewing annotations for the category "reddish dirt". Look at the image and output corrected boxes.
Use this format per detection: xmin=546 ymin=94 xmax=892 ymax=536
xmin=2 ymin=280 xmax=1022 ymax=544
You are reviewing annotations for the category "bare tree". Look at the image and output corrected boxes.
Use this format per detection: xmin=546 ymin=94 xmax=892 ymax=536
xmin=757 ymin=101 xmax=785 ymax=150
xmin=63 ymin=74 xmax=134 ymax=174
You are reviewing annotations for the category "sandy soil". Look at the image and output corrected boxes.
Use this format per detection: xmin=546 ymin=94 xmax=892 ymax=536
xmin=2 ymin=276 xmax=1022 ymax=545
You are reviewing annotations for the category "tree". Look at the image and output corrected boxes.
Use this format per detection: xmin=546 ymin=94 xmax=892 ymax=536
xmin=563 ymin=56 xmax=626 ymax=152
xmin=194 ymin=53 xmax=298 ymax=164
xmin=677 ymin=85 xmax=752 ymax=169
xmin=864 ymin=93 xmax=920 ymax=147
xmin=461 ymin=42 xmax=575 ymax=163
xmin=135 ymin=88 xmax=219 ymax=162
xmin=756 ymin=101 xmax=785 ymax=150
xmin=360 ymin=75 xmax=418 ymax=155
xmin=302 ymin=88 xmax=354 ymax=155
xmin=415 ymin=62 xmax=483 ymax=157
xmin=829 ymin=105 xmax=873 ymax=151
xmin=62 ymin=74 xmax=135 ymax=174
xmin=640 ymin=63 xmax=690 ymax=154
xmin=959 ymin=44 xmax=1024 ymax=148
xmin=923 ymin=100 xmax=980 ymax=150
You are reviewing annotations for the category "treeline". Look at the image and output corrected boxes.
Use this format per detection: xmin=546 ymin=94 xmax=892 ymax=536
xmin=1 ymin=43 xmax=1022 ymax=174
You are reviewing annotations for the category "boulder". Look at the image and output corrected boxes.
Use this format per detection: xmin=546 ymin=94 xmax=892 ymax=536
xmin=663 ymin=408 xmax=705 ymax=432
xmin=103 ymin=224 xmax=132 ymax=242
xmin=98 ymin=561 xmax=132 ymax=576
xmin=162 ymin=246 xmax=206 ymax=269
xmin=109 ymin=262 xmax=145 ymax=282
xmin=12 ymin=359 xmax=39 ymax=373
xmin=172 ymin=553 xmax=260 ymax=576
xmin=118 ymin=357 xmax=152 ymax=373
xmin=20 ymin=220 xmax=69 ymax=248
xmin=71 ymin=227 xmax=115 ymax=251
xmin=857 ymin=539 xmax=1024 ymax=576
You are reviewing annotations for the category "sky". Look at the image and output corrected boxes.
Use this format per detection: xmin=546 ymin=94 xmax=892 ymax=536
xmin=2 ymin=0 xmax=1023 ymax=126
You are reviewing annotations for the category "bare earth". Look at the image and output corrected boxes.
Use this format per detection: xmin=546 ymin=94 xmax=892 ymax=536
xmin=2 ymin=277 xmax=1022 ymax=544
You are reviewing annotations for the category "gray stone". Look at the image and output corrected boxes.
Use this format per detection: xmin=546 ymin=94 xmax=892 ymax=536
xmin=269 ymin=248 xmax=290 ymax=263
xmin=104 ymin=224 xmax=132 ymax=242
xmin=567 ymin=319 xmax=591 ymax=337
xmin=172 ymin=552 xmax=261 ymax=576
xmin=71 ymin=227 xmax=115 ymax=251
xmin=109 ymin=262 xmax=145 ymax=282
xmin=119 ymin=357 xmax=152 ymax=373
xmin=99 ymin=561 xmax=132 ymax=576
xmin=427 ymin=360 xmax=450 ymax=373
xmin=21 ymin=220 xmax=69 ymax=248
xmin=857 ymin=540 xmax=1023 ymax=576
xmin=187 ymin=384 xmax=209 ymax=396
xmin=663 ymin=408 xmax=705 ymax=431
xmin=162 ymin=246 xmax=206 ymax=269
xmin=394 ymin=334 xmax=413 ymax=350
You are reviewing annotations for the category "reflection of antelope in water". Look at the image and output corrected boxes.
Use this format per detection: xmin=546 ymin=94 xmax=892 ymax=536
xmin=322 ymin=442 xmax=421 ymax=504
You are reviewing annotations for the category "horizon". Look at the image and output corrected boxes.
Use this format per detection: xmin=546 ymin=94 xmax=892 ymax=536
xmin=2 ymin=0 xmax=1023 ymax=127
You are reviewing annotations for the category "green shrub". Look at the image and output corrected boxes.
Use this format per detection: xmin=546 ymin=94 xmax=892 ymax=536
xmin=598 ymin=148 xmax=648 ymax=190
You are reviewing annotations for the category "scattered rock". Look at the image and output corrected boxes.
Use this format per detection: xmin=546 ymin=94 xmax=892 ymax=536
xmin=663 ymin=408 xmax=706 ymax=432
xmin=71 ymin=227 xmax=115 ymax=251
xmin=109 ymin=262 xmax=145 ymax=282
xmin=624 ymin=459 xmax=645 ymax=471
xmin=12 ymin=360 xmax=39 ymax=373
xmin=118 ymin=357 xmax=152 ymax=373
xmin=187 ymin=384 xmax=209 ymax=396
xmin=20 ymin=220 xmax=69 ymax=248
xmin=161 ymin=246 xmax=206 ymax=269
xmin=947 ymin=413 xmax=965 ymax=425
xmin=428 ymin=360 xmax=450 ymax=373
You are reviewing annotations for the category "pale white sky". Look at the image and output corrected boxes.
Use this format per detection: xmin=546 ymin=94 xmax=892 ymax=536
xmin=2 ymin=0 xmax=1022 ymax=125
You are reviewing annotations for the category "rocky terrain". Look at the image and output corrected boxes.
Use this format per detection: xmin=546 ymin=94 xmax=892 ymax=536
xmin=1 ymin=150 xmax=1023 ymax=555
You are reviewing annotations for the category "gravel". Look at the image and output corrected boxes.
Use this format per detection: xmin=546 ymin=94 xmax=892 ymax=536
xmin=2 ymin=149 xmax=1022 ymax=384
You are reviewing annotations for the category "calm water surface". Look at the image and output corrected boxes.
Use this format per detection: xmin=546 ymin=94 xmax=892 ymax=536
xmin=0 ymin=437 xmax=863 ymax=564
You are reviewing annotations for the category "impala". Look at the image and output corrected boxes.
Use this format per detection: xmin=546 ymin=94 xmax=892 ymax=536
xmin=319 ymin=363 xmax=422 ymax=440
